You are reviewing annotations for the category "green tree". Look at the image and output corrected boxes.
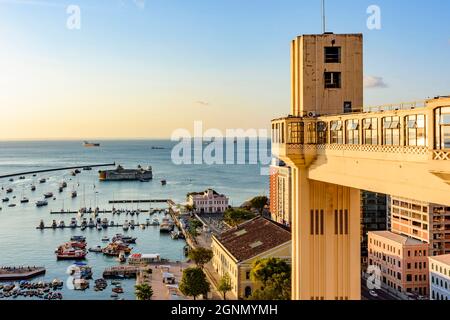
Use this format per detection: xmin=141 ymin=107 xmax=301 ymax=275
xmin=179 ymin=267 xmax=210 ymax=300
xmin=249 ymin=196 xmax=268 ymax=215
xmin=249 ymin=258 xmax=291 ymax=300
xmin=223 ymin=208 xmax=255 ymax=227
xmin=188 ymin=247 xmax=213 ymax=269
xmin=135 ymin=283 xmax=154 ymax=300
xmin=217 ymin=273 xmax=232 ymax=300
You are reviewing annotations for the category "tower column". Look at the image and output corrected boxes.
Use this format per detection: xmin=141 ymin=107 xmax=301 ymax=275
xmin=291 ymin=166 xmax=361 ymax=300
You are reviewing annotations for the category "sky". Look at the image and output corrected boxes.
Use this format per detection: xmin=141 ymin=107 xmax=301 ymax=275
xmin=0 ymin=0 xmax=448 ymax=140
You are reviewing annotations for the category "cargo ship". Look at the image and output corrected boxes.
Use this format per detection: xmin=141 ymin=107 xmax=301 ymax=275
xmin=98 ymin=165 xmax=152 ymax=181
xmin=83 ymin=141 xmax=100 ymax=147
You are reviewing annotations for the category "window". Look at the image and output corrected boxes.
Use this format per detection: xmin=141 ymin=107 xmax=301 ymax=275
xmin=363 ymin=118 xmax=378 ymax=145
xmin=346 ymin=119 xmax=360 ymax=144
xmin=383 ymin=116 xmax=400 ymax=145
xmin=317 ymin=122 xmax=328 ymax=144
xmin=330 ymin=121 xmax=343 ymax=144
xmin=325 ymin=72 xmax=341 ymax=89
xmin=406 ymin=114 xmax=426 ymax=146
xmin=325 ymin=47 xmax=341 ymax=63
xmin=288 ymin=122 xmax=304 ymax=144
xmin=435 ymin=106 xmax=450 ymax=149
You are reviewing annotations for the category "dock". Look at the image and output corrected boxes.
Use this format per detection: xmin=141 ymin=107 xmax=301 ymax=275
xmin=36 ymin=223 xmax=155 ymax=230
xmin=50 ymin=209 xmax=152 ymax=215
xmin=103 ymin=265 xmax=146 ymax=279
xmin=0 ymin=267 xmax=46 ymax=281
xmin=0 ymin=163 xmax=115 ymax=179
xmin=108 ymin=199 xmax=170 ymax=204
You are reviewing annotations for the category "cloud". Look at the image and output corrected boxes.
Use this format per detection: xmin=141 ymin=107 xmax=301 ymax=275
xmin=364 ymin=76 xmax=388 ymax=89
xmin=195 ymin=101 xmax=211 ymax=107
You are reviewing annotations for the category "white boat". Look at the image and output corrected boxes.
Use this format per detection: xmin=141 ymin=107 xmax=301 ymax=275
xmin=44 ymin=192 xmax=53 ymax=198
xmin=88 ymin=219 xmax=95 ymax=228
xmin=96 ymin=224 xmax=103 ymax=231
xmin=102 ymin=236 xmax=110 ymax=242
xmin=109 ymin=221 xmax=115 ymax=227
xmin=101 ymin=218 xmax=109 ymax=228
xmin=59 ymin=220 xmax=66 ymax=228
xmin=122 ymin=221 xmax=129 ymax=231
xmin=130 ymin=220 xmax=135 ymax=230
xmin=69 ymin=218 xmax=77 ymax=228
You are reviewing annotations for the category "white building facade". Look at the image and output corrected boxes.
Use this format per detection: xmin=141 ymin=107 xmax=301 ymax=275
xmin=429 ymin=254 xmax=450 ymax=300
xmin=187 ymin=189 xmax=229 ymax=214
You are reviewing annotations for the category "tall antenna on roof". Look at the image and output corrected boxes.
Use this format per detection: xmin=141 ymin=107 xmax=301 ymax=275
xmin=321 ymin=0 xmax=326 ymax=33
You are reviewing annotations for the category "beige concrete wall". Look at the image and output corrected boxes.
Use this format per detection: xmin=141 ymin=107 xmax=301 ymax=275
xmin=291 ymin=34 xmax=363 ymax=116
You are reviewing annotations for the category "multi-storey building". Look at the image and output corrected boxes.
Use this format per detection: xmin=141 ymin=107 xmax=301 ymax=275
xmin=391 ymin=196 xmax=450 ymax=256
xmin=270 ymin=31 xmax=450 ymax=300
xmin=368 ymin=231 xmax=429 ymax=297
xmin=361 ymin=191 xmax=388 ymax=269
xmin=187 ymin=189 xmax=229 ymax=214
xmin=211 ymin=217 xmax=291 ymax=299
xmin=429 ymin=254 xmax=450 ymax=300
xmin=269 ymin=160 xmax=292 ymax=227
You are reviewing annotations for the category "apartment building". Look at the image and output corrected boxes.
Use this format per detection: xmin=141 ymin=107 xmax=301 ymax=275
xmin=429 ymin=254 xmax=450 ymax=300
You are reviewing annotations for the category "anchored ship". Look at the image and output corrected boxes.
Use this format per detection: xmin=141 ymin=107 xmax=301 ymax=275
xmin=98 ymin=165 xmax=152 ymax=181
xmin=83 ymin=141 xmax=100 ymax=147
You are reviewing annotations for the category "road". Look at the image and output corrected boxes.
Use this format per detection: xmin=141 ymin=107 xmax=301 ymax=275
xmin=361 ymin=278 xmax=401 ymax=300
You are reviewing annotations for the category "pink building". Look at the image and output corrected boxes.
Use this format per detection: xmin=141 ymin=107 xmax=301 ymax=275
xmin=368 ymin=231 xmax=429 ymax=297
xmin=187 ymin=189 xmax=229 ymax=214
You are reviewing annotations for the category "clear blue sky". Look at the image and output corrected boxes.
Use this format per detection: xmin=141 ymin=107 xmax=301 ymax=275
xmin=0 ymin=0 xmax=449 ymax=139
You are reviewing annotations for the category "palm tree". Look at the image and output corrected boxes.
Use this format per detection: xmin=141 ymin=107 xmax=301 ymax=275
xmin=135 ymin=283 xmax=153 ymax=300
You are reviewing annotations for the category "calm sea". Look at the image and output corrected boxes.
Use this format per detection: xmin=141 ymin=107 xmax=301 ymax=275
xmin=0 ymin=140 xmax=269 ymax=300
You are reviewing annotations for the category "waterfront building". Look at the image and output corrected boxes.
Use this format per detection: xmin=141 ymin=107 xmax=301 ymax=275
xmin=269 ymin=159 xmax=292 ymax=227
xmin=271 ymin=31 xmax=450 ymax=300
xmin=361 ymin=192 xmax=388 ymax=270
xmin=211 ymin=217 xmax=291 ymax=299
xmin=429 ymin=254 xmax=450 ymax=300
xmin=391 ymin=196 xmax=450 ymax=256
xmin=368 ymin=231 xmax=429 ymax=297
xmin=187 ymin=189 xmax=229 ymax=214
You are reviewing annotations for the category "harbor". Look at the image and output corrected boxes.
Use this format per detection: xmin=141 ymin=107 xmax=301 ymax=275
xmin=0 ymin=140 xmax=266 ymax=300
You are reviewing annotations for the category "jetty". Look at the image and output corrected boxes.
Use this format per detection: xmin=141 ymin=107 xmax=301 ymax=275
xmin=50 ymin=209 xmax=152 ymax=215
xmin=0 ymin=163 xmax=115 ymax=179
xmin=108 ymin=199 xmax=170 ymax=204
xmin=103 ymin=265 xmax=147 ymax=279
xmin=0 ymin=266 xmax=46 ymax=281
xmin=36 ymin=223 xmax=153 ymax=230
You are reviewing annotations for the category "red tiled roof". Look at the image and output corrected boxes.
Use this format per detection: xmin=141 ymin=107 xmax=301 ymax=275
xmin=215 ymin=217 xmax=291 ymax=262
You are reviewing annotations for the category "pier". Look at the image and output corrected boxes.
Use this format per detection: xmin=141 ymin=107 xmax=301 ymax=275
xmin=108 ymin=199 xmax=170 ymax=204
xmin=50 ymin=209 xmax=154 ymax=214
xmin=0 ymin=267 xmax=46 ymax=281
xmin=36 ymin=223 xmax=158 ymax=230
xmin=0 ymin=163 xmax=115 ymax=179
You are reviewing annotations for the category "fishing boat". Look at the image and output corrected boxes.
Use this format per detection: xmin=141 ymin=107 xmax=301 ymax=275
xmin=69 ymin=218 xmax=77 ymax=228
xmin=44 ymin=192 xmax=53 ymax=199
xmin=112 ymin=234 xmax=136 ymax=244
xmin=56 ymin=248 xmax=87 ymax=260
xmin=88 ymin=219 xmax=95 ymax=228
xmin=83 ymin=141 xmax=100 ymax=147
xmin=101 ymin=218 xmax=109 ymax=228
xmin=70 ymin=236 xmax=86 ymax=242
xmin=36 ymin=200 xmax=48 ymax=207
xmin=102 ymin=242 xmax=132 ymax=257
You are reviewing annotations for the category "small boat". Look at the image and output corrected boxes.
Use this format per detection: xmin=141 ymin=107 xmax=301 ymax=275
xmin=112 ymin=287 xmax=123 ymax=294
xmin=8 ymin=204 xmax=16 ymax=207
xmin=56 ymin=248 xmax=87 ymax=260
xmin=71 ymin=190 xmax=77 ymax=198
xmin=69 ymin=218 xmax=77 ymax=228
xmin=83 ymin=166 xmax=92 ymax=171
xmin=38 ymin=220 xmax=45 ymax=229
xmin=101 ymin=218 xmax=109 ymax=228
xmin=39 ymin=178 xmax=46 ymax=184
xmin=58 ymin=220 xmax=66 ymax=228
xmin=75 ymin=169 xmax=81 ymax=174
xmin=44 ymin=192 xmax=53 ymax=198
xmin=2 ymin=197 xmax=9 ymax=202
xmin=117 ymin=252 xmax=126 ymax=263
xmin=140 ymin=224 xmax=146 ymax=229
xmin=130 ymin=220 xmax=135 ymax=230
xmin=71 ymin=171 xmax=76 ymax=176
xmin=152 ymin=218 xmax=160 ymax=226
xmin=71 ymin=236 xmax=86 ymax=242
xmin=102 ymin=236 xmax=110 ymax=242
xmin=9 ymin=178 xmax=14 ymax=182
xmin=19 ymin=176 xmax=25 ymax=180
xmin=36 ymin=200 xmax=48 ymax=207
xmin=122 ymin=221 xmax=129 ymax=231
xmin=6 ymin=188 xmax=13 ymax=193
xmin=51 ymin=220 xmax=58 ymax=229
xmin=96 ymin=224 xmax=103 ymax=231
xmin=80 ymin=225 xmax=87 ymax=231
xmin=112 ymin=234 xmax=136 ymax=244
xmin=170 ymin=231 xmax=179 ymax=240
xmin=20 ymin=197 xmax=29 ymax=203
xmin=60 ymin=181 xmax=67 ymax=188
xmin=109 ymin=221 xmax=115 ymax=227
xmin=161 ymin=180 xmax=167 ymax=186
xmin=73 ymin=279 xmax=89 ymax=290
xmin=89 ymin=246 xmax=103 ymax=253
xmin=88 ymin=219 xmax=95 ymax=228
